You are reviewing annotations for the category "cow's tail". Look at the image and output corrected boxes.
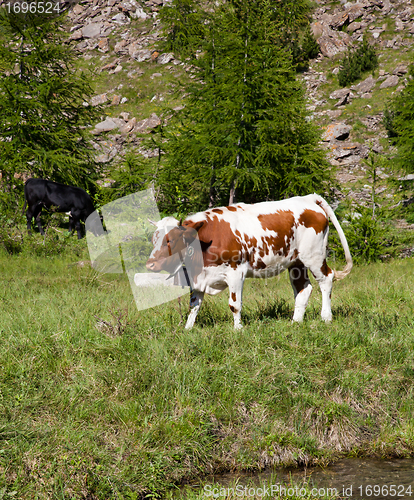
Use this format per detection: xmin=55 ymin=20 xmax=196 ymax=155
xmin=314 ymin=194 xmax=353 ymax=281
xmin=22 ymin=182 xmax=28 ymax=215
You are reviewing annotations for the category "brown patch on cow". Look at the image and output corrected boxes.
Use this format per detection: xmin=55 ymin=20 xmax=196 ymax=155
xmin=235 ymin=230 xmax=241 ymax=238
xmin=227 ymin=206 xmax=237 ymax=212
xmin=229 ymin=305 xmax=237 ymax=313
xmin=291 ymin=249 xmax=299 ymax=261
xmin=289 ymin=260 xmax=310 ymax=295
xmin=194 ymin=217 xmax=243 ymax=269
xmin=239 ymin=234 xmax=269 ymax=270
xmin=212 ymin=208 xmax=223 ymax=214
xmin=237 ymin=205 xmax=244 ymax=210
xmin=255 ymin=259 xmax=267 ymax=269
xmin=243 ymin=234 xmax=257 ymax=248
xmin=321 ymin=259 xmax=332 ymax=277
xmin=231 ymin=292 xmax=236 ymax=302
xmin=257 ymin=210 xmax=295 ymax=257
xmin=298 ymin=209 xmax=328 ymax=235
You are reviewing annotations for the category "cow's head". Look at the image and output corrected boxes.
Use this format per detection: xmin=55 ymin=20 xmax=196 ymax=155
xmin=146 ymin=218 xmax=204 ymax=274
xmin=85 ymin=210 xmax=105 ymax=237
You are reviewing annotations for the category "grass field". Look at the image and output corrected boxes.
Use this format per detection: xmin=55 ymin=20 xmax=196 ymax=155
xmin=0 ymin=239 xmax=414 ymax=499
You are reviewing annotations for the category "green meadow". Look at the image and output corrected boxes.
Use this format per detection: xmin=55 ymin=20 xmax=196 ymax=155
xmin=1 ymin=239 xmax=414 ymax=499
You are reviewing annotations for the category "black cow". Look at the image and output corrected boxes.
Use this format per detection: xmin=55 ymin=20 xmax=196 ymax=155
xmin=24 ymin=178 xmax=96 ymax=239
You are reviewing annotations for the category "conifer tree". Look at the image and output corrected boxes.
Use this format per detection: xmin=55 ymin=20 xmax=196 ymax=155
xmin=0 ymin=5 xmax=100 ymax=210
xmin=385 ymin=64 xmax=414 ymax=173
xmin=157 ymin=0 xmax=330 ymax=211
xmin=158 ymin=0 xmax=209 ymax=58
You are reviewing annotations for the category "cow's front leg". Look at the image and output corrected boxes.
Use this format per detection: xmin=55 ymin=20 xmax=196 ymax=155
xmin=68 ymin=215 xmax=74 ymax=233
xmin=227 ymin=270 xmax=245 ymax=329
xmin=73 ymin=219 xmax=83 ymax=239
xmin=35 ymin=213 xmax=45 ymax=235
xmin=185 ymin=290 xmax=204 ymax=329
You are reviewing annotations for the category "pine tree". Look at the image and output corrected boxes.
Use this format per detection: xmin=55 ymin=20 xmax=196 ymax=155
xmin=156 ymin=0 xmax=331 ymax=212
xmin=0 ymin=6 xmax=100 ymax=210
xmin=158 ymin=0 xmax=209 ymax=59
xmin=385 ymin=64 xmax=414 ymax=173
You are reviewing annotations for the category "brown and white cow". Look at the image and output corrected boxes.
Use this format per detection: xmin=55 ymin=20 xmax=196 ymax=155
xmin=146 ymin=194 xmax=352 ymax=329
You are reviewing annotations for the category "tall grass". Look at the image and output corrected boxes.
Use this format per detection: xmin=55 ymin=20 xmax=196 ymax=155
xmin=0 ymin=244 xmax=414 ymax=498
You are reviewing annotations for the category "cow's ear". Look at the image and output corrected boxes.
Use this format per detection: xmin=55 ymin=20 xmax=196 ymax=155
xmin=182 ymin=221 xmax=204 ymax=242
xmin=183 ymin=221 xmax=204 ymax=232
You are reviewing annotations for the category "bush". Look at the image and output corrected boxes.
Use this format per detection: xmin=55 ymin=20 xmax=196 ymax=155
xmin=383 ymin=104 xmax=399 ymax=139
xmin=101 ymin=151 xmax=153 ymax=204
xmin=337 ymin=38 xmax=378 ymax=87
xmin=329 ymin=206 xmax=396 ymax=264
xmin=0 ymin=205 xmax=87 ymax=258
xmin=301 ymin=26 xmax=320 ymax=61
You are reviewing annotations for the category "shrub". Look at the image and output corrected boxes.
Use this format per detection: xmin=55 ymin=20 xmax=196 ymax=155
xmin=383 ymin=103 xmax=399 ymax=139
xmin=301 ymin=26 xmax=320 ymax=61
xmin=330 ymin=206 xmax=396 ymax=264
xmin=337 ymin=38 xmax=378 ymax=87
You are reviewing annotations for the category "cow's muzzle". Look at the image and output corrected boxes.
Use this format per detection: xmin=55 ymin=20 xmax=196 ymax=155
xmin=146 ymin=258 xmax=164 ymax=272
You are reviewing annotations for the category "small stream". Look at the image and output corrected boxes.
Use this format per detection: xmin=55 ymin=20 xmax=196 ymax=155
xmin=181 ymin=459 xmax=414 ymax=499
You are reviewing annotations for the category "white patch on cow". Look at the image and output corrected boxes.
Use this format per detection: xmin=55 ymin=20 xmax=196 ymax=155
xmin=148 ymin=216 xmax=179 ymax=257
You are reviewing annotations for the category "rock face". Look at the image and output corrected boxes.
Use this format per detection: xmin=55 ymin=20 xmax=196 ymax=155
xmin=134 ymin=113 xmax=162 ymax=134
xmin=82 ymin=23 xmax=102 ymax=39
xmin=95 ymin=118 xmax=119 ymax=133
xmin=352 ymin=76 xmax=376 ymax=94
xmin=380 ymin=75 xmax=400 ymax=89
xmin=322 ymin=123 xmax=352 ymax=142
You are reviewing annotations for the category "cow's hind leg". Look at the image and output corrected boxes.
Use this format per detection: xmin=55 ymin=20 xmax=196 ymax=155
xmin=26 ymin=210 xmax=33 ymax=235
xmin=26 ymin=203 xmax=43 ymax=235
xmin=310 ymin=259 xmax=334 ymax=322
xmin=185 ymin=290 xmax=204 ymax=329
xmin=289 ymin=260 xmax=313 ymax=322
xmin=298 ymin=257 xmax=334 ymax=322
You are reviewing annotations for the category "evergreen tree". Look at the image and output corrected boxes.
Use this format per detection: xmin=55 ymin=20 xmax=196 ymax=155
xmin=337 ymin=37 xmax=378 ymax=87
xmin=158 ymin=0 xmax=209 ymax=59
xmin=160 ymin=0 xmax=316 ymax=66
xmin=156 ymin=0 xmax=330 ymax=212
xmin=0 ymin=6 xmax=100 ymax=210
xmin=385 ymin=64 xmax=414 ymax=173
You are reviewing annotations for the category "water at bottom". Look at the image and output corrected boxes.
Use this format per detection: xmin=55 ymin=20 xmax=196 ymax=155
xmin=185 ymin=458 xmax=414 ymax=499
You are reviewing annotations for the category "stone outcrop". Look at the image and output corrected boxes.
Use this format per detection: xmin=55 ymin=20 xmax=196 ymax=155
xmin=322 ymin=123 xmax=352 ymax=142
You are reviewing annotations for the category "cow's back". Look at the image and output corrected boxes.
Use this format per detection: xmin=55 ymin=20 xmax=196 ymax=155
xmin=44 ymin=181 xmax=89 ymax=213
xmin=25 ymin=179 xmax=94 ymax=217
xmin=182 ymin=195 xmax=329 ymax=285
